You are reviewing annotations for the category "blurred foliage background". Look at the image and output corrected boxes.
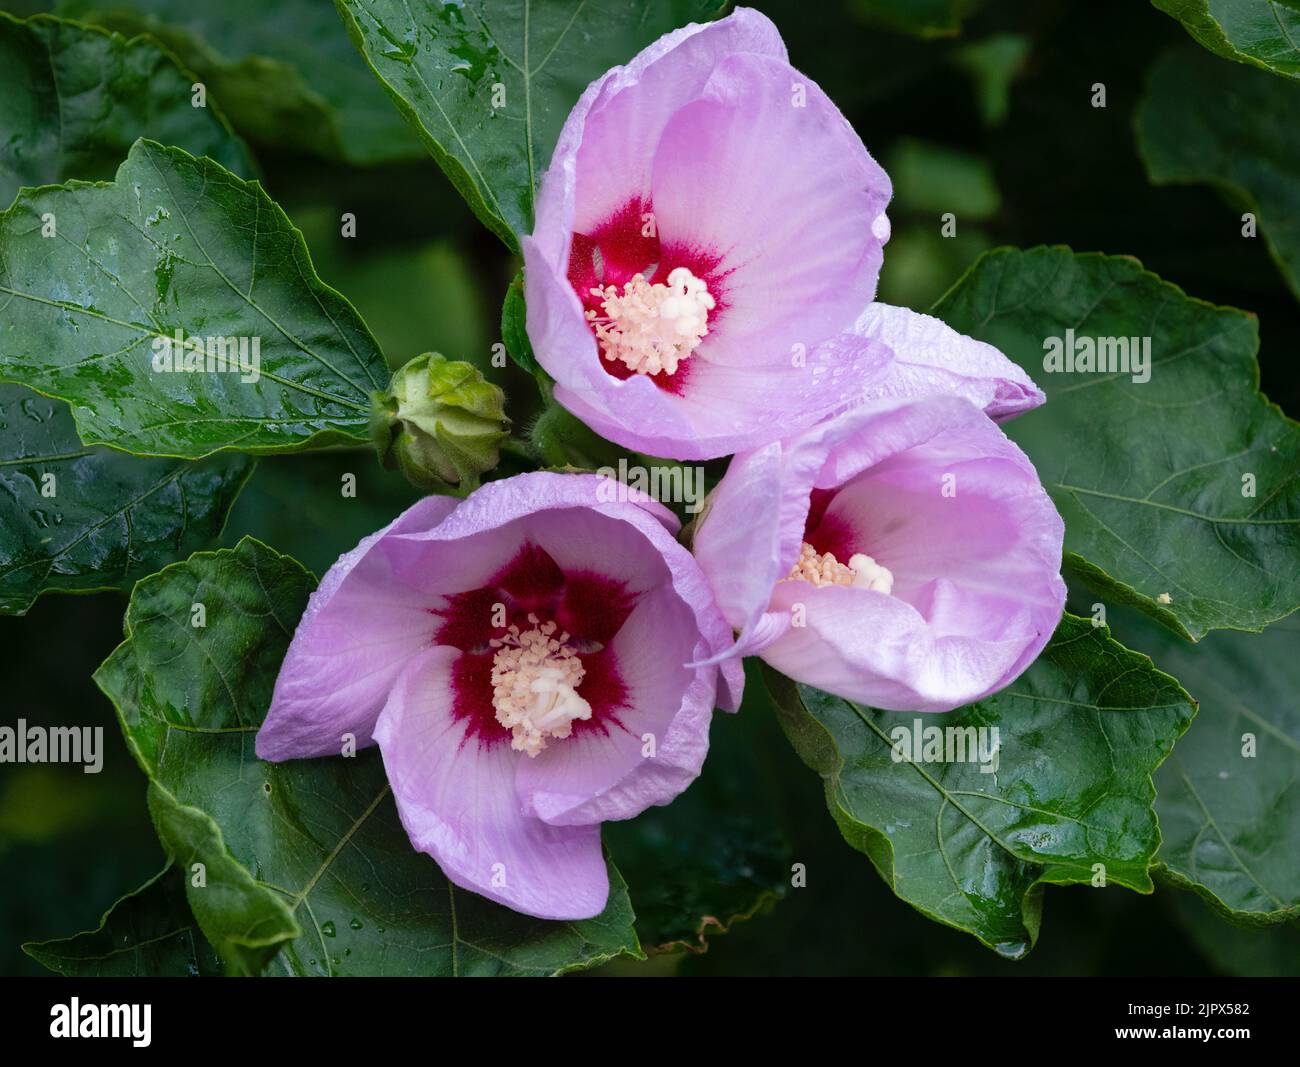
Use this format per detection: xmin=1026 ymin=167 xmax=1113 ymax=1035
xmin=1 ymin=0 xmax=1296 ymax=976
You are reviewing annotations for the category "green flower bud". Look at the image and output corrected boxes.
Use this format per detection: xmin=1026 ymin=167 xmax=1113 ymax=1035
xmin=371 ymin=353 xmax=510 ymax=492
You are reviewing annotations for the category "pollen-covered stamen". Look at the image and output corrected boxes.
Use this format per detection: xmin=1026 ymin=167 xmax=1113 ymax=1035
xmin=586 ymin=266 xmax=715 ymax=376
xmin=782 ymin=541 xmax=894 ymax=594
xmin=489 ymin=613 xmax=592 ymax=757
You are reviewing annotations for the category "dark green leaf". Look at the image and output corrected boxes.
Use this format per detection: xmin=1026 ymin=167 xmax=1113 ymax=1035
xmin=1112 ymin=604 xmax=1299 ymax=922
xmin=336 ymin=0 xmax=727 ymax=248
xmin=501 ymin=268 xmax=539 ymax=375
xmin=0 ymin=139 xmax=389 ymax=458
xmin=22 ymin=865 xmax=224 ymax=976
xmin=0 ymin=12 xmax=252 ymax=208
xmin=93 ymin=536 xmax=642 ymax=976
xmin=765 ymin=614 xmax=1196 ymax=957
xmin=57 ymin=0 xmax=424 ymax=163
xmin=934 ymin=246 xmax=1300 ymax=640
xmin=1137 ymin=45 xmax=1300 ymax=302
xmin=0 ymin=383 xmax=252 ymax=615
xmin=0 ymin=15 xmax=256 ymax=608
xmin=1152 ymin=0 xmax=1300 ymax=79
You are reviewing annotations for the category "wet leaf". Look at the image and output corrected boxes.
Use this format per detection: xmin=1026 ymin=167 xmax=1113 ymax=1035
xmin=0 ymin=139 xmax=389 ymax=458
xmin=766 ymin=615 xmax=1196 ymax=957
xmin=935 ymin=247 xmax=1300 ymax=640
xmin=1153 ymin=0 xmax=1300 ymax=79
xmin=58 ymin=0 xmax=424 ymax=163
xmin=0 ymin=383 xmax=252 ymax=615
xmin=23 ymin=865 xmax=223 ymax=976
xmin=1138 ymin=45 xmax=1300 ymax=302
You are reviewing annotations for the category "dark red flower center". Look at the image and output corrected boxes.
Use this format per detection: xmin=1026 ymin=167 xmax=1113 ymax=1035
xmin=804 ymin=487 xmax=858 ymax=560
xmin=568 ymin=197 xmax=727 ymax=395
xmin=433 ymin=542 xmax=636 ymax=749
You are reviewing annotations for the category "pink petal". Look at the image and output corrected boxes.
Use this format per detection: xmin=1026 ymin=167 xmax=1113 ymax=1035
xmin=515 ymin=586 xmax=713 ymax=827
xmin=534 ymin=7 xmax=787 ymax=266
xmin=255 ymin=497 xmax=456 ymax=762
xmin=692 ymin=442 xmax=815 ymax=647
xmin=537 ymin=318 xmax=892 ymax=460
xmin=373 ymin=646 xmax=609 ymax=921
xmin=852 ymin=303 xmax=1044 ymax=421
xmin=649 ymin=52 xmax=890 ymax=369
xmin=391 ymin=470 xmax=677 ymax=546
xmin=691 ymin=394 xmax=914 ymax=646
xmin=764 ymin=580 xmax=1042 ymax=712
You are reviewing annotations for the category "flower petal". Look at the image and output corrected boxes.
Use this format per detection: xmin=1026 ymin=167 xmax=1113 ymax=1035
xmin=393 ymin=470 xmax=675 ymax=542
xmin=649 ymin=52 xmax=891 ymax=369
xmin=852 ymin=303 xmax=1044 ymax=421
xmin=541 ymin=315 xmax=892 ymax=459
xmin=515 ymin=585 xmax=712 ymax=826
xmin=534 ymin=7 xmax=787 ymax=265
xmin=255 ymin=497 xmax=456 ymax=762
xmin=692 ymin=442 xmax=810 ymax=644
xmin=690 ymin=393 xmax=896 ymax=648
xmin=373 ymin=646 xmax=609 ymax=921
xmin=764 ymin=580 xmax=1043 ymax=712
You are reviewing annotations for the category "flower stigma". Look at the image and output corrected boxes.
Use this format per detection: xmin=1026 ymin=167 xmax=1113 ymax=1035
xmin=490 ymin=614 xmax=592 ymax=757
xmin=586 ymin=266 xmax=715 ymax=376
xmin=783 ymin=542 xmax=894 ymax=594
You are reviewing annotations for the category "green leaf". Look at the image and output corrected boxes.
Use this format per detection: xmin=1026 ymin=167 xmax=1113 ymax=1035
xmin=336 ymin=0 xmax=727 ymax=249
xmin=56 ymin=0 xmax=424 ymax=164
xmin=1152 ymin=0 xmax=1300 ymax=80
xmin=0 ymin=13 xmax=252 ymax=208
xmin=93 ymin=536 xmax=642 ymax=977
xmin=934 ymin=246 xmax=1300 ymax=640
xmin=1137 ymin=45 xmax=1300 ymax=303
xmin=848 ymin=0 xmax=985 ymax=38
xmin=764 ymin=614 xmax=1196 ymax=958
xmin=22 ymin=865 xmax=224 ymax=976
xmin=605 ymin=688 xmax=790 ymax=954
xmin=1112 ymin=605 xmax=1300 ymax=922
xmin=0 ymin=383 xmax=252 ymax=615
xmin=0 ymin=138 xmax=389 ymax=458
xmin=500 ymin=268 xmax=540 ymax=376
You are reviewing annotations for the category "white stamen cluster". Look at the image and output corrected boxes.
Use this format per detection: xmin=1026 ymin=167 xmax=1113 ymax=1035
xmin=489 ymin=614 xmax=591 ymax=758
xmin=782 ymin=541 xmax=894 ymax=594
xmin=586 ymin=266 xmax=715 ymax=376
